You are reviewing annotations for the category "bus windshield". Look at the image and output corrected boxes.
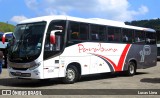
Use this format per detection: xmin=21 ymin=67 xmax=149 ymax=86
xmin=8 ymin=22 xmax=46 ymax=63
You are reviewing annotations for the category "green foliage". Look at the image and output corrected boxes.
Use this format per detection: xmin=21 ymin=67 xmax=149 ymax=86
xmin=0 ymin=22 xmax=15 ymax=33
xmin=125 ymin=18 xmax=160 ymax=31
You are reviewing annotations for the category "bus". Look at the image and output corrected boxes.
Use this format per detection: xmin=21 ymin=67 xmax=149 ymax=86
xmin=7 ymin=15 xmax=157 ymax=84
xmin=0 ymin=32 xmax=13 ymax=67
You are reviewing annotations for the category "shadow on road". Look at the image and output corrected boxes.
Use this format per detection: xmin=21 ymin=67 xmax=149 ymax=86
xmin=79 ymin=72 xmax=148 ymax=82
xmin=140 ymin=78 xmax=160 ymax=83
xmin=0 ymin=78 xmax=63 ymax=88
xmin=0 ymin=72 xmax=148 ymax=88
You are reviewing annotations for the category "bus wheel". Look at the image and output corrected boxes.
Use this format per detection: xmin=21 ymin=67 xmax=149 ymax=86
xmin=63 ymin=66 xmax=79 ymax=84
xmin=127 ymin=62 xmax=136 ymax=76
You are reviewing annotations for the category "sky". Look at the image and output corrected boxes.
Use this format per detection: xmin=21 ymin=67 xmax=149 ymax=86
xmin=0 ymin=0 xmax=160 ymax=25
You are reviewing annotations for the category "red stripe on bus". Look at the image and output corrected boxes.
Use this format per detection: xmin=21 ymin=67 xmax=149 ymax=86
xmin=94 ymin=44 xmax=131 ymax=71
xmin=117 ymin=44 xmax=131 ymax=71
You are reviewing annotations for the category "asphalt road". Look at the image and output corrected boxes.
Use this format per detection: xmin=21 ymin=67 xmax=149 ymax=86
xmin=0 ymin=62 xmax=160 ymax=98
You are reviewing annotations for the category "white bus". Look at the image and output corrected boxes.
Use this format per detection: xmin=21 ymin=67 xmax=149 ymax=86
xmin=7 ymin=15 xmax=157 ymax=83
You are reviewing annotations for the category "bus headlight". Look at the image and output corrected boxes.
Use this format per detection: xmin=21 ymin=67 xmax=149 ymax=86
xmin=29 ymin=62 xmax=41 ymax=70
xmin=33 ymin=70 xmax=40 ymax=75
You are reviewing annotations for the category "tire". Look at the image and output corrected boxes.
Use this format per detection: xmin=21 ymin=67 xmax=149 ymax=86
xmin=63 ymin=66 xmax=79 ymax=84
xmin=126 ymin=62 xmax=136 ymax=76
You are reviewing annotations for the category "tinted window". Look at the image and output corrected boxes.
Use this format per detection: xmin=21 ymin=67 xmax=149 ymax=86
xmin=108 ymin=27 xmax=121 ymax=42
xmin=134 ymin=30 xmax=145 ymax=44
xmin=90 ymin=25 xmax=106 ymax=41
xmin=122 ymin=29 xmax=134 ymax=43
xmin=70 ymin=22 xmax=79 ymax=40
xmin=80 ymin=23 xmax=89 ymax=40
xmin=70 ymin=22 xmax=89 ymax=40
xmin=5 ymin=33 xmax=13 ymax=42
xmin=45 ymin=20 xmax=66 ymax=51
xmin=99 ymin=26 xmax=106 ymax=41
xmin=146 ymin=32 xmax=156 ymax=44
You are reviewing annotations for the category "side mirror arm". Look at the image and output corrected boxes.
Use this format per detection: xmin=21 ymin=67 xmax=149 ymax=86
xmin=50 ymin=30 xmax=62 ymax=44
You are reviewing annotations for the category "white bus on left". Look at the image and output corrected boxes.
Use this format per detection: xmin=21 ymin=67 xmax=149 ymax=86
xmin=6 ymin=15 xmax=157 ymax=84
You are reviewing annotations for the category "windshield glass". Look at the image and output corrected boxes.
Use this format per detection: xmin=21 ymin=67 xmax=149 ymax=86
xmin=8 ymin=22 xmax=46 ymax=63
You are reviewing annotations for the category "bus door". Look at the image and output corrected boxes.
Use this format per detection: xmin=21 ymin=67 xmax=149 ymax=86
xmin=43 ymin=20 xmax=66 ymax=78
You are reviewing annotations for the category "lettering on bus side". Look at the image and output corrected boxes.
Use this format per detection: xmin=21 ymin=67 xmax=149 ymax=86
xmin=78 ymin=43 xmax=118 ymax=53
xmin=139 ymin=45 xmax=151 ymax=62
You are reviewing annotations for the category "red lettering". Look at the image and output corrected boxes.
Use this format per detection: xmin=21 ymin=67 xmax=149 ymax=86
xmin=78 ymin=44 xmax=84 ymax=53
xmin=78 ymin=43 xmax=118 ymax=53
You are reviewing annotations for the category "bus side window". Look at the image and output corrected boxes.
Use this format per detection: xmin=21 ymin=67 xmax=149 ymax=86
xmin=146 ymin=32 xmax=156 ymax=44
xmin=44 ymin=20 xmax=66 ymax=51
xmin=99 ymin=26 xmax=106 ymax=41
xmin=90 ymin=25 xmax=99 ymax=41
xmin=90 ymin=25 xmax=106 ymax=41
xmin=79 ymin=23 xmax=89 ymax=40
xmin=122 ymin=29 xmax=134 ymax=43
xmin=69 ymin=22 xmax=89 ymax=41
xmin=134 ymin=30 xmax=145 ymax=44
xmin=108 ymin=27 xmax=121 ymax=42
xmin=70 ymin=22 xmax=80 ymax=40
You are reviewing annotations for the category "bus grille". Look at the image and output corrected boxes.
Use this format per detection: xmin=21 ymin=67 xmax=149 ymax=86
xmin=12 ymin=68 xmax=28 ymax=71
xmin=10 ymin=72 xmax=31 ymax=77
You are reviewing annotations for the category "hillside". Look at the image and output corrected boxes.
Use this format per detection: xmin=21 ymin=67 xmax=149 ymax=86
xmin=0 ymin=22 xmax=15 ymax=33
xmin=125 ymin=18 xmax=160 ymax=31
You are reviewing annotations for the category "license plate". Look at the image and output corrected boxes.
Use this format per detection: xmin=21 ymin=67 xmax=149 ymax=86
xmin=15 ymin=72 xmax=21 ymax=76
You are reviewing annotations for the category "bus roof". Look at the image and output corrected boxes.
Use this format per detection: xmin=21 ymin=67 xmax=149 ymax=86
xmin=19 ymin=15 xmax=155 ymax=32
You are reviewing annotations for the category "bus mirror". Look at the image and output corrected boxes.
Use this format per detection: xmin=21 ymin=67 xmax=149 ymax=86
xmin=50 ymin=30 xmax=62 ymax=44
xmin=50 ymin=34 xmax=56 ymax=44
xmin=2 ymin=34 xmax=6 ymax=44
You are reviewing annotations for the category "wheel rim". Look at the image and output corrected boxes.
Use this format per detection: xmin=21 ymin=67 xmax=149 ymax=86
xmin=129 ymin=64 xmax=135 ymax=74
xmin=66 ymin=68 xmax=75 ymax=81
